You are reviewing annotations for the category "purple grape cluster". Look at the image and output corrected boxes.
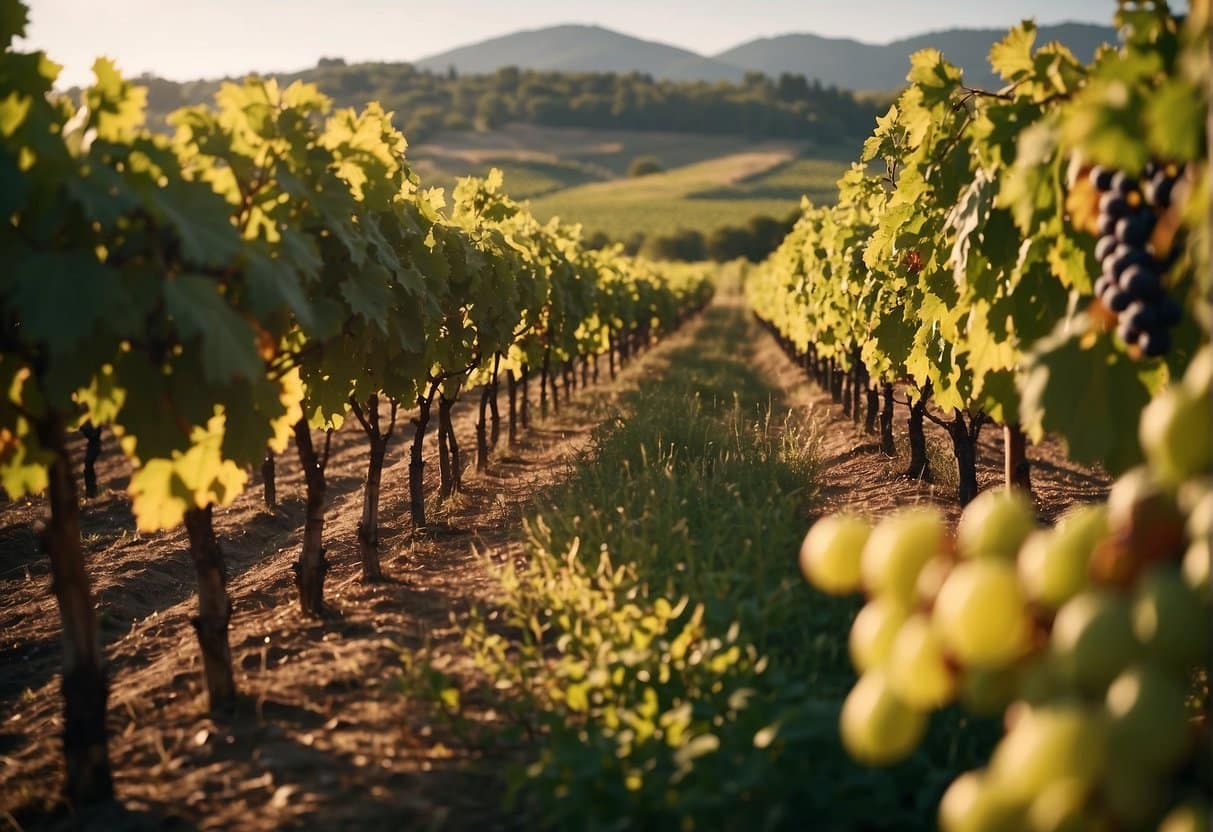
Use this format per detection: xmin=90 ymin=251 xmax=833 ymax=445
xmin=1090 ymin=162 xmax=1184 ymax=358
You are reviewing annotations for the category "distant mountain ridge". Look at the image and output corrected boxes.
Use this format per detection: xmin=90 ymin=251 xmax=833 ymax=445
xmin=415 ymin=21 xmax=1117 ymax=90
xmin=414 ymin=24 xmax=745 ymax=82
xmin=715 ymin=23 xmax=1114 ymax=90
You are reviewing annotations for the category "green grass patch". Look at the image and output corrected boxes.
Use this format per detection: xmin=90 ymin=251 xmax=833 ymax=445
xmin=414 ymin=125 xmax=780 ymax=177
xmin=531 ymin=196 xmax=800 ymax=239
xmin=691 ymin=156 xmax=851 ymax=203
xmin=529 ymin=151 xmax=851 ymax=238
xmin=412 ymin=127 xmax=860 ymax=239
xmin=528 ymin=307 xmax=827 ymax=654
xmin=414 ymin=157 xmax=605 ymax=200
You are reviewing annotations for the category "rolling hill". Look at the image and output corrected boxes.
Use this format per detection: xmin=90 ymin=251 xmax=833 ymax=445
xmin=525 ymin=140 xmax=850 ymax=239
xmin=408 ymin=125 xmax=848 ymax=238
xmin=716 ymin=23 xmax=1115 ymax=90
xmin=415 ymin=22 xmax=1117 ymax=90
xmin=414 ymin=24 xmax=745 ymax=82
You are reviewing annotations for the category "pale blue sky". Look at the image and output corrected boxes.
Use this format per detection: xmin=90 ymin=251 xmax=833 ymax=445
xmin=22 ymin=0 xmax=1122 ymax=88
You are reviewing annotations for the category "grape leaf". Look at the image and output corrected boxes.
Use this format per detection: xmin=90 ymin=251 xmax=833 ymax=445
xmin=906 ymin=49 xmax=963 ymax=106
xmin=998 ymin=119 xmax=1061 ymax=234
xmin=146 ymin=178 xmax=242 ymax=268
xmin=0 ymin=0 xmax=27 ymax=47
xmin=245 ymin=252 xmax=315 ymax=331
xmin=218 ymin=380 xmax=284 ymax=466
xmin=0 ymin=149 xmax=25 ymax=217
xmin=1048 ymin=234 xmax=1096 ymax=294
xmin=0 ymin=90 xmax=30 ymax=137
xmin=9 ymin=251 xmax=127 ymax=355
xmin=129 ymin=417 xmax=247 ymax=532
xmin=164 ymin=275 xmax=262 ymax=383
xmin=975 ymin=368 xmax=1019 ymax=425
xmin=86 ymin=58 xmax=146 ymax=141
xmin=340 ymin=263 xmax=393 ymax=332
xmin=276 ymin=226 xmax=323 ymax=283
xmin=0 ymin=415 xmax=51 ymax=497
xmin=989 ymin=22 xmax=1037 ymax=83
xmin=1019 ymin=324 xmax=1153 ymax=473
xmin=269 ymin=369 xmax=304 ymax=453
xmin=111 ymin=351 xmax=191 ymax=462
xmin=65 ymin=162 xmax=138 ymax=230
xmin=949 ymin=172 xmax=994 ymax=290
xmin=1061 ymin=77 xmax=1151 ymax=175
xmin=1145 ymin=78 xmax=1205 ymax=162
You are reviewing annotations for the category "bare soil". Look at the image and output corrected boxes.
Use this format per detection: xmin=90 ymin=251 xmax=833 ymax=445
xmin=0 ymin=321 xmax=702 ymax=831
xmin=0 ymin=309 xmax=1108 ymax=831
xmin=752 ymin=325 xmax=1111 ymax=524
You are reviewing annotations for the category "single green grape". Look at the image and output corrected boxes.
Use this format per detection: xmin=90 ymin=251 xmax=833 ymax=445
xmin=1158 ymin=802 xmax=1212 ymax=832
xmin=1051 ymin=591 xmax=1140 ymax=695
xmin=1183 ymin=538 xmax=1210 ymax=599
xmin=886 ymin=613 xmax=956 ymax=709
xmin=1017 ymin=504 xmax=1106 ymax=608
xmin=1107 ymin=467 xmax=1165 ymax=527
xmin=1179 ymin=480 xmax=1212 ymax=519
xmin=1132 ymin=567 xmax=1209 ymax=673
xmin=1183 ymin=344 xmax=1212 ymax=398
xmin=1105 ymin=664 xmax=1192 ymax=773
xmin=989 ymin=704 xmax=1108 ymax=803
xmin=934 ymin=558 xmax=1029 ymax=668
xmin=860 ymin=507 xmax=945 ymax=604
xmin=915 ymin=554 xmax=952 ymax=605
xmin=939 ymin=770 xmax=1026 ymax=832
xmin=1184 ymin=490 xmax=1211 ymax=599
xmin=839 ymin=670 xmax=927 ymax=765
xmin=849 ymin=596 xmax=910 ymax=672
xmin=799 ymin=513 xmax=870 ymax=595
xmin=956 ymin=489 xmax=1037 ymax=560
xmin=1026 ymin=778 xmax=1096 ymax=832
xmin=1139 ymin=385 xmax=1212 ymax=486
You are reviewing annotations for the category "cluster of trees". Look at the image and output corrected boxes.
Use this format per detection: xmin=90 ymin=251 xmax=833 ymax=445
xmin=137 ymin=64 xmax=881 ymax=144
xmin=585 ymin=211 xmax=799 ymax=263
xmin=627 ymin=155 xmax=665 ymax=177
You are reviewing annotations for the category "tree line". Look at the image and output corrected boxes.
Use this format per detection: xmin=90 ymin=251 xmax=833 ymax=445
xmin=135 ymin=63 xmax=881 ymax=144
xmin=586 ymin=211 xmax=800 ymax=263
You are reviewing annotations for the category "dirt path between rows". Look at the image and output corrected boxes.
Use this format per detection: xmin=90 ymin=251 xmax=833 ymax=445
xmin=748 ymin=319 xmax=1111 ymax=524
xmin=0 ymin=316 xmax=706 ymax=832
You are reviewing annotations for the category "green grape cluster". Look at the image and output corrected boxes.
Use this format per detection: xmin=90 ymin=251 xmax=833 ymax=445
xmin=799 ymin=346 xmax=1212 ymax=832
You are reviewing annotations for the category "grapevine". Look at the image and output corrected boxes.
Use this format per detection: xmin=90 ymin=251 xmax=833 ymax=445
xmin=0 ymin=0 xmax=712 ymax=804
xmin=749 ymin=0 xmax=1210 ymax=486
xmin=779 ymin=2 xmax=1211 ymax=827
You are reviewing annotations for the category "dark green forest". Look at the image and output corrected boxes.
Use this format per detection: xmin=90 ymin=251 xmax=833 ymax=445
xmin=134 ymin=60 xmax=882 ymax=143
xmin=607 ymin=212 xmax=800 ymax=262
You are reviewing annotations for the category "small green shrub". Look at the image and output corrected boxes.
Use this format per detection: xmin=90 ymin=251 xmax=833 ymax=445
xmin=628 ymin=155 xmax=665 ymax=177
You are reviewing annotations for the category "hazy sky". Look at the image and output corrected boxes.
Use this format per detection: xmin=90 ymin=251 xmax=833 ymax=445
xmin=22 ymin=0 xmax=1121 ymax=88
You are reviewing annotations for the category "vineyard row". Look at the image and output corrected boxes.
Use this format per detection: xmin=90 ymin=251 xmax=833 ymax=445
xmin=0 ymin=0 xmax=712 ymax=805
